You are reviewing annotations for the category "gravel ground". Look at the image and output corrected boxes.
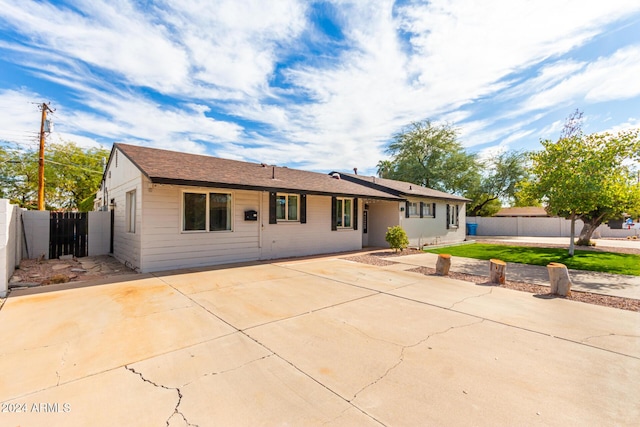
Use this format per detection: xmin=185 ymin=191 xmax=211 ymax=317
xmin=9 ymin=255 xmax=135 ymax=287
xmin=344 ymin=249 xmax=640 ymax=312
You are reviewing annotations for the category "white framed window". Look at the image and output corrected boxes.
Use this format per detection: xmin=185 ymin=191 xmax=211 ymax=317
xmin=183 ymin=191 xmax=232 ymax=232
xmin=423 ymin=203 xmax=433 ymax=217
xmin=276 ymin=193 xmax=299 ymax=221
xmin=336 ymin=197 xmax=353 ymax=228
xmin=126 ymin=190 xmax=136 ymax=233
xmin=447 ymin=204 xmax=459 ymax=229
xmin=408 ymin=202 xmax=420 ymax=217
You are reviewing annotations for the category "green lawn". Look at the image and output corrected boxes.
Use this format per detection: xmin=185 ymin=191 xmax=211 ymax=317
xmin=425 ymin=243 xmax=640 ymax=276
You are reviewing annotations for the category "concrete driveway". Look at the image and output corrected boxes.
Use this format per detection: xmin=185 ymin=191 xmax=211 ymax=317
xmin=1 ymin=254 xmax=638 ymax=426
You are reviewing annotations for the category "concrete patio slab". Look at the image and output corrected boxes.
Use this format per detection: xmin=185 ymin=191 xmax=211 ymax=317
xmin=0 ymin=365 xmax=177 ymax=427
xmin=0 ymin=277 xmax=235 ymax=402
xmin=247 ymin=293 xmax=480 ymax=400
xmin=136 ymin=345 xmax=379 ymax=426
xmin=1 ymin=255 xmax=638 ymax=426
xmin=279 ymin=258 xmax=425 ymax=292
xmin=189 ymin=273 xmax=375 ymax=330
xmin=353 ymin=319 xmax=638 ymax=426
xmin=155 ymin=263 xmax=306 ymax=295
xmin=390 ymin=279 xmax=640 ymax=358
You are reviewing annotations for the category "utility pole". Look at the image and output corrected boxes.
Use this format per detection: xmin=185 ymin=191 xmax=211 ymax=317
xmin=38 ymin=102 xmax=53 ymax=210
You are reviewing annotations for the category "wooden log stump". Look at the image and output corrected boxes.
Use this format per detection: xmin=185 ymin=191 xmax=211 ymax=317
xmin=489 ymin=259 xmax=506 ymax=284
xmin=435 ymin=254 xmax=451 ymax=276
xmin=547 ymin=262 xmax=572 ymax=296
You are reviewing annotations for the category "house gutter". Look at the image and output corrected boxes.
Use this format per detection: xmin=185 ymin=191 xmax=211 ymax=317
xmin=147 ymin=177 xmax=403 ymax=201
xmin=259 ymin=191 xmax=264 ymax=250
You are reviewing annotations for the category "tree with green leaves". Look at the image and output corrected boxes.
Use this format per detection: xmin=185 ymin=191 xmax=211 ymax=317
xmin=465 ymin=150 xmax=530 ymax=216
xmin=377 ymin=120 xmax=480 ymax=195
xmin=0 ymin=141 xmax=108 ymax=210
xmin=528 ymin=125 xmax=640 ymax=256
xmin=0 ymin=145 xmax=39 ymax=208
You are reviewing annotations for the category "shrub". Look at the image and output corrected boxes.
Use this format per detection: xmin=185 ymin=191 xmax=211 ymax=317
xmin=385 ymin=226 xmax=409 ymax=252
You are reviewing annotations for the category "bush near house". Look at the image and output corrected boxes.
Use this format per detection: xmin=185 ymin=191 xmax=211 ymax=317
xmin=386 ymin=226 xmax=409 ymax=252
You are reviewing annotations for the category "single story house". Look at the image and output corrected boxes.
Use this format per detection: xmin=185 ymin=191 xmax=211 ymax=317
xmin=334 ymin=173 xmax=470 ymax=248
xmin=96 ymin=144 xmax=468 ymax=272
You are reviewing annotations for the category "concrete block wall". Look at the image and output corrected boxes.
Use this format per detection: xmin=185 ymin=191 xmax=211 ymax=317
xmin=467 ymin=216 xmax=640 ymax=238
xmin=88 ymin=211 xmax=111 ymax=256
xmin=22 ymin=210 xmax=50 ymax=260
xmin=1 ymin=199 xmax=21 ymax=298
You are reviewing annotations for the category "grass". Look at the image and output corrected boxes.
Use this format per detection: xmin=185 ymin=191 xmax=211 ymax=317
xmin=425 ymin=243 xmax=640 ymax=276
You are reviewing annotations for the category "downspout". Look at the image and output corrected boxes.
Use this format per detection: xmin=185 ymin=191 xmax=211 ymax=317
xmin=259 ymin=191 xmax=263 ymax=250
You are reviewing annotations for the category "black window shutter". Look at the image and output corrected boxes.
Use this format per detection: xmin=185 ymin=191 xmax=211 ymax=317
xmin=446 ymin=204 xmax=450 ymax=229
xmin=331 ymin=196 xmax=337 ymax=231
xmin=269 ymin=192 xmax=277 ymax=224
xmin=353 ymin=198 xmax=358 ymax=230
xmin=455 ymin=204 xmax=460 ymax=226
xmin=432 ymin=203 xmax=436 ymax=218
xmin=420 ymin=202 xmax=424 ymax=218
xmin=300 ymin=194 xmax=307 ymax=224
xmin=405 ymin=201 xmax=410 ymax=218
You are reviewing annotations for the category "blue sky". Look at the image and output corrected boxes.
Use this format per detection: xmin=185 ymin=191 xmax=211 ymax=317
xmin=0 ymin=0 xmax=639 ymax=176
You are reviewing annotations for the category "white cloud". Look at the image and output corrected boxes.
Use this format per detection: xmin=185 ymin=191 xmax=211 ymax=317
xmin=0 ymin=0 xmax=190 ymax=92
xmin=158 ymin=0 xmax=307 ymax=97
xmin=395 ymin=0 xmax=628 ymax=104
xmin=1 ymin=0 xmax=639 ymax=173
xmin=523 ymin=45 xmax=640 ymax=111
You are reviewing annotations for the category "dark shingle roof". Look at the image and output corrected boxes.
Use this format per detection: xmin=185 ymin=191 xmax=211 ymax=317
xmin=333 ymin=172 xmax=471 ymax=202
xmin=113 ymin=144 xmax=402 ymax=200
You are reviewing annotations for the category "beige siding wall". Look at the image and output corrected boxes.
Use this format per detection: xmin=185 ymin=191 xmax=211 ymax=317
xmin=369 ymin=199 xmax=467 ymax=248
xmin=367 ymin=201 xmax=401 ymax=247
xmin=260 ymin=193 xmax=361 ymax=260
xmin=104 ymin=149 xmax=143 ymax=270
xmin=137 ymin=188 xmax=363 ymax=272
xmin=139 ymin=185 xmax=261 ymax=272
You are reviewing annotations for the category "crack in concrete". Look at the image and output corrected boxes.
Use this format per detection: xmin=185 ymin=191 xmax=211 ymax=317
xmin=56 ymin=342 xmax=70 ymax=386
xmin=125 ymin=365 xmax=197 ymax=427
xmin=448 ymin=288 xmax=494 ymax=309
xmin=339 ymin=321 xmax=406 ymax=348
xmin=180 ymin=353 xmax=274 ymax=388
xmin=350 ymin=319 xmax=484 ymax=402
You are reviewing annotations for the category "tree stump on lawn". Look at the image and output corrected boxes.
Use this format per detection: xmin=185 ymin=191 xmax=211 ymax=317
xmin=436 ymin=254 xmax=451 ymax=276
xmin=489 ymin=259 xmax=506 ymax=284
xmin=547 ymin=262 xmax=572 ymax=296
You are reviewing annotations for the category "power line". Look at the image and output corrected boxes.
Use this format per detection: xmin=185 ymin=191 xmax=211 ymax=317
xmin=44 ymin=159 xmax=103 ymax=174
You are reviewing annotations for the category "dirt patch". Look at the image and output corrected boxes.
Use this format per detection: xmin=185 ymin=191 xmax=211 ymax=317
xmin=9 ymin=255 xmax=136 ymax=288
xmin=344 ymin=251 xmax=640 ymax=312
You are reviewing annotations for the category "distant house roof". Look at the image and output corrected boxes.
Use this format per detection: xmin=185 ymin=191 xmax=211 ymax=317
xmin=494 ymin=207 xmax=550 ymax=217
xmin=332 ymin=172 xmax=471 ymax=202
xmin=111 ymin=144 xmax=402 ymax=200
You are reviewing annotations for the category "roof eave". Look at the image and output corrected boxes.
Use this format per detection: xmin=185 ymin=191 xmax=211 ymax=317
xmin=149 ymin=177 xmax=402 ymax=201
